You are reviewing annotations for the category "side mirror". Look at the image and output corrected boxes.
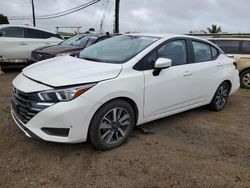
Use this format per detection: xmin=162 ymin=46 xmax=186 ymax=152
xmin=153 ymin=58 xmax=172 ymax=76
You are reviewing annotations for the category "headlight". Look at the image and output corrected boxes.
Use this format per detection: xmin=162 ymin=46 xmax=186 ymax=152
xmin=38 ymin=83 xmax=96 ymax=102
xmin=55 ymin=53 xmax=72 ymax=57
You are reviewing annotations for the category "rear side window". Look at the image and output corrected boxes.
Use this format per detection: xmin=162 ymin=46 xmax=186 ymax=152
xmin=211 ymin=46 xmax=219 ymax=58
xmin=192 ymin=41 xmax=212 ymax=62
xmin=24 ymin=28 xmax=55 ymax=39
xmin=212 ymin=40 xmax=240 ymax=54
xmin=0 ymin=27 xmax=24 ymax=38
xmin=242 ymin=41 xmax=250 ymax=54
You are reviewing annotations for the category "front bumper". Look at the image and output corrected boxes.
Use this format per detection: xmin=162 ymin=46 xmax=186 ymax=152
xmin=11 ymin=110 xmax=41 ymax=140
xmin=11 ymin=93 xmax=103 ymax=143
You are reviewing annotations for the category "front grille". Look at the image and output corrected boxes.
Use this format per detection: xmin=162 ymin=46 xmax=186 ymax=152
xmin=31 ymin=52 xmax=54 ymax=62
xmin=11 ymin=88 xmax=49 ymax=124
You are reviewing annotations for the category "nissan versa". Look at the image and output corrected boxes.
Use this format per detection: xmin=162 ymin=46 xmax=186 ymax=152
xmin=11 ymin=34 xmax=240 ymax=150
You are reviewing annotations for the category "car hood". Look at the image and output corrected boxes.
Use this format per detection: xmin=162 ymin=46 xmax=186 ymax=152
xmin=22 ymin=56 xmax=122 ymax=87
xmin=35 ymin=45 xmax=84 ymax=55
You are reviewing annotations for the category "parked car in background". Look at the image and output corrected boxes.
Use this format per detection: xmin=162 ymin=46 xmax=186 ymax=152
xmin=210 ymin=38 xmax=250 ymax=89
xmin=0 ymin=25 xmax=62 ymax=64
xmin=11 ymin=34 xmax=239 ymax=150
xmin=30 ymin=33 xmax=112 ymax=62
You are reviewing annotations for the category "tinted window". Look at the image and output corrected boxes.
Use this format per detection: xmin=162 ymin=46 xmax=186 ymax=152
xmin=193 ymin=41 xmax=212 ymax=62
xmin=24 ymin=28 xmax=55 ymax=39
xmin=211 ymin=46 xmax=219 ymax=58
xmin=79 ymin=35 xmax=159 ymax=64
xmin=212 ymin=40 xmax=240 ymax=54
xmin=86 ymin=36 xmax=98 ymax=47
xmin=71 ymin=36 xmax=90 ymax=46
xmin=0 ymin=27 xmax=24 ymax=38
xmin=97 ymin=36 xmax=109 ymax=42
xmin=242 ymin=41 xmax=250 ymax=54
xmin=61 ymin=35 xmax=95 ymax=47
xmin=61 ymin=35 xmax=84 ymax=45
xmin=158 ymin=40 xmax=187 ymax=66
xmin=144 ymin=51 xmax=158 ymax=69
xmin=144 ymin=40 xmax=187 ymax=69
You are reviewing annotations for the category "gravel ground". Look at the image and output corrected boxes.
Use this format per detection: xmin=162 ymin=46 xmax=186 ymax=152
xmin=0 ymin=72 xmax=250 ymax=188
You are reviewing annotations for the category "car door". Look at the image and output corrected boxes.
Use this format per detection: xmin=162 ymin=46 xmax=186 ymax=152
xmin=143 ymin=39 xmax=194 ymax=118
xmin=186 ymin=40 xmax=222 ymax=104
xmin=0 ymin=27 xmax=28 ymax=59
xmin=24 ymin=28 xmax=62 ymax=59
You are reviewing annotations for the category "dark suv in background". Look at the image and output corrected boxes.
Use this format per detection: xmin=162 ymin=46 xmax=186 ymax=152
xmin=210 ymin=38 xmax=250 ymax=89
xmin=30 ymin=33 xmax=112 ymax=62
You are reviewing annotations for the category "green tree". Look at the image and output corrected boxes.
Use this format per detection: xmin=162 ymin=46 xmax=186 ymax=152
xmin=207 ymin=24 xmax=222 ymax=33
xmin=88 ymin=28 xmax=95 ymax=32
xmin=0 ymin=14 xmax=9 ymax=24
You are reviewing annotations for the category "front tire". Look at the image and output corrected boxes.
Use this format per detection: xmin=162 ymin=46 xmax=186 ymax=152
xmin=209 ymin=82 xmax=230 ymax=111
xmin=89 ymin=99 xmax=135 ymax=150
xmin=240 ymin=69 xmax=250 ymax=89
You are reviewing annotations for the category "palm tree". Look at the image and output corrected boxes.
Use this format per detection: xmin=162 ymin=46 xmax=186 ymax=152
xmin=207 ymin=24 xmax=222 ymax=33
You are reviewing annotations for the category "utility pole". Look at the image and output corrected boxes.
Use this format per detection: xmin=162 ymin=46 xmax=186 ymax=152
xmin=114 ymin=0 xmax=120 ymax=33
xmin=31 ymin=0 xmax=36 ymax=26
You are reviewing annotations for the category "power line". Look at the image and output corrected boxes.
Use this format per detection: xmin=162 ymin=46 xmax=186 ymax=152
xmin=10 ymin=0 xmax=100 ymax=20
xmin=9 ymin=0 xmax=101 ymax=20
xmin=38 ymin=0 xmax=100 ymax=18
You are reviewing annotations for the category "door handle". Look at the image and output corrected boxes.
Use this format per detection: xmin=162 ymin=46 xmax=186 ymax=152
xmin=183 ymin=71 xmax=193 ymax=76
xmin=45 ymin=42 xmax=50 ymax=45
xmin=20 ymin=42 xmax=27 ymax=45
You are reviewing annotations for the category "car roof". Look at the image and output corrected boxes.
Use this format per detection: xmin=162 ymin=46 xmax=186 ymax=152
xmin=0 ymin=24 xmax=57 ymax=34
xmin=125 ymin=33 xmax=210 ymax=41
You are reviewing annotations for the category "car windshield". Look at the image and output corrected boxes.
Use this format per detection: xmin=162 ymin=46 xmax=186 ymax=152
xmin=79 ymin=35 xmax=159 ymax=64
xmin=61 ymin=35 xmax=95 ymax=47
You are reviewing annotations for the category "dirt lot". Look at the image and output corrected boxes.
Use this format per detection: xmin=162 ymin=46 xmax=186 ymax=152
xmin=0 ymin=72 xmax=250 ymax=188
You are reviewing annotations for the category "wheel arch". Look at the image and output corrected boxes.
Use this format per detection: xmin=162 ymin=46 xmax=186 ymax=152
xmin=239 ymin=67 xmax=250 ymax=76
xmin=223 ymin=80 xmax=232 ymax=92
xmin=102 ymin=97 xmax=139 ymax=125
xmin=87 ymin=96 xmax=140 ymax=141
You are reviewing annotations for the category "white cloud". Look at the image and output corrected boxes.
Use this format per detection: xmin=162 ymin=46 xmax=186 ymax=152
xmin=0 ymin=0 xmax=250 ymax=33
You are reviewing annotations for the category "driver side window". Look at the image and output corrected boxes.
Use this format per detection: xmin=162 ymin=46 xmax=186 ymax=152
xmin=144 ymin=40 xmax=188 ymax=69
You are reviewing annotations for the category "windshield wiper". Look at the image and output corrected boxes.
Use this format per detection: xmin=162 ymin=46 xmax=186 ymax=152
xmin=81 ymin=57 xmax=102 ymax=62
xmin=81 ymin=57 xmax=112 ymax=63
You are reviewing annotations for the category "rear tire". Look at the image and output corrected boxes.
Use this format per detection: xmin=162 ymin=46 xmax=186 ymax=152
xmin=89 ymin=99 xmax=135 ymax=150
xmin=209 ymin=82 xmax=230 ymax=111
xmin=240 ymin=69 xmax=250 ymax=89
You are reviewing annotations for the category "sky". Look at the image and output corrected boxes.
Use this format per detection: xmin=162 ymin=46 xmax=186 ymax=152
xmin=0 ymin=0 xmax=250 ymax=34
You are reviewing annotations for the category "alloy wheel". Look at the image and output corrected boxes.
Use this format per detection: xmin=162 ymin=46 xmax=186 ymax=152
xmin=215 ymin=84 xmax=229 ymax=109
xmin=99 ymin=107 xmax=130 ymax=144
xmin=242 ymin=72 xmax=250 ymax=88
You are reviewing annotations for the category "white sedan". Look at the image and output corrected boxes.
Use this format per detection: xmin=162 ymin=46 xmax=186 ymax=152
xmin=11 ymin=34 xmax=240 ymax=150
xmin=0 ymin=25 xmax=62 ymax=62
